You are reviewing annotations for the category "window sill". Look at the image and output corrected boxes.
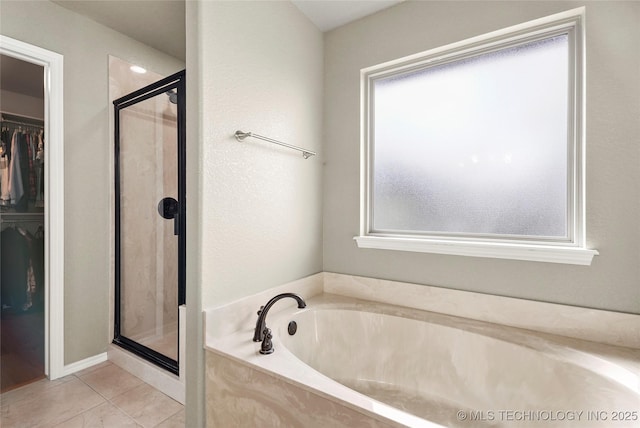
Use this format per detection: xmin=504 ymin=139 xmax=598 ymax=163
xmin=354 ymin=236 xmax=598 ymax=265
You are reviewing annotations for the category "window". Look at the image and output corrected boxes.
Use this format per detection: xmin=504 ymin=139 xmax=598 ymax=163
xmin=356 ymin=8 xmax=598 ymax=265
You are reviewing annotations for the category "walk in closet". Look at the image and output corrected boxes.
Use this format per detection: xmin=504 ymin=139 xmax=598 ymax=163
xmin=0 ymin=54 xmax=46 ymax=392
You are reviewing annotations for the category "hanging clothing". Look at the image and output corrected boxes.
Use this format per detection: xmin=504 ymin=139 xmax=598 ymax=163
xmin=0 ymin=124 xmax=45 ymax=209
xmin=8 ymin=130 xmax=24 ymax=207
xmin=0 ymin=117 xmax=46 ymax=311
xmin=30 ymin=228 xmax=45 ymax=310
xmin=10 ymin=130 xmax=29 ymax=210
xmin=36 ymin=131 xmax=45 ymax=204
xmin=26 ymin=132 xmax=37 ymax=200
xmin=0 ymin=227 xmax=30 ymax=310
xmin=0 ymin=128 xmax=10 ymax=203
xmin=17 ymin=132 xmax=30 ymax=211
xmin=0 ymin=225 xmax=44 ymax=312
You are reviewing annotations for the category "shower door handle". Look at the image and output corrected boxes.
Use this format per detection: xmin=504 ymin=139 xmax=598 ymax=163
xmin=173 ymin=211 xmax=180 ymax=236
xmin=158 ymin=197 xmax=180 ymax=236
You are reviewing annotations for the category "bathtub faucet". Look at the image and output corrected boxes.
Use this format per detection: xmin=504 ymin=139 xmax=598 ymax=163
xmin=253 ymin=293 xmax=306 ymax=353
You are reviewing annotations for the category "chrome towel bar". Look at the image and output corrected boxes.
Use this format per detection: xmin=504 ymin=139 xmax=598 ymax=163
xmin=234 ymin=130 xmax=316 ymax=159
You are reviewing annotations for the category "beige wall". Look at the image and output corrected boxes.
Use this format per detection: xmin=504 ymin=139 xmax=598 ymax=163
xmin=323 ymin=1 xmax=640 ymax=314
xmin=0 ymin=0 xmax=184 ymax=364
xmin=198 ymin=0 xmax=324 ymax=310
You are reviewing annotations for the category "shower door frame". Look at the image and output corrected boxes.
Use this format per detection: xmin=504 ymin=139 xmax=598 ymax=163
xmin=113 ymin=70 xmax=186 ymax=375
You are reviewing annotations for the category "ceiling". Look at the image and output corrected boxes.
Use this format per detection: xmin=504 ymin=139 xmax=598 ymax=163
xmin=52 ymin=0 xmax=187 ymax=60
xmin=291 ymin=1 xmax=402 ymax=32
xmin=3 ymin=1 xmax=403 ymax=99
xmin=51 ymin=1 xmax=403 ymax=61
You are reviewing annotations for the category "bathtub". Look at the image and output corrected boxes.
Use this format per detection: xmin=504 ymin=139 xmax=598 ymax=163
xmin=205 ymin=293 xmax=640 ymax=427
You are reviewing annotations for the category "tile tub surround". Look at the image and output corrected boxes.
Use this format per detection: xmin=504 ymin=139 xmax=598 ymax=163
xmin=206 ymin=352 xmax=401 ymax=428
xmin=206 ymin=272 xmax=640 ymax=349
xmin=204 ymin=288 xmax=639 ymax=426
xmin=323 ymin=273 xmax=640 ymax=349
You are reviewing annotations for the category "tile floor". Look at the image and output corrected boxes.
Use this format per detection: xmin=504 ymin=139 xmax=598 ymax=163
xmin=0 ymin=360 xmax=184 ymax=427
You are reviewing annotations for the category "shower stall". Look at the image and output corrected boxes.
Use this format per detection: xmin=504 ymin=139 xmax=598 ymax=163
xmin=112 ymin=70 xmax=185 ymax=374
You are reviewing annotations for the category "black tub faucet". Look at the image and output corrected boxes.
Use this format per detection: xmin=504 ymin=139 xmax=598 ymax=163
xmin=253 ymin=293 xmax=306 ymax=354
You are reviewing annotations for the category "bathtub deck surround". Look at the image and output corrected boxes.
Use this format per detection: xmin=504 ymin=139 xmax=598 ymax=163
xmin=207 ymin=272 xmax=640 ymax=348
xmin=204 ymin=273 xmax=640 ymax=427
xmin=205 ymin=274 xmax=323 ymax=339
xmin=323 ymin=273 xmax=640 ymax=349
xmin=206 ymin=352 xmax=405 ymax=427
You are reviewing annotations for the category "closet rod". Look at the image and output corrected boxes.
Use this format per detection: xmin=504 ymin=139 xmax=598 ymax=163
xmin=0 ymin=121 xmax=44 ymax=130
xmin=234 ymin=130 xmax=316 ymax=159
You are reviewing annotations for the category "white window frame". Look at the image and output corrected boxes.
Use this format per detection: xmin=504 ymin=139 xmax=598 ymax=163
xmin=355 ymin=7 xmax=598 ymax=265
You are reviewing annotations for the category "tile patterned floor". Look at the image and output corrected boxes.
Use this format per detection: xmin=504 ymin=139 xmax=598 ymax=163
xmin=0 ymin=361 xmax=185 ymax=427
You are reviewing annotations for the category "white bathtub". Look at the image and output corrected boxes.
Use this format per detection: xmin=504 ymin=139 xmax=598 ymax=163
xmin=206 ymin=293 xmax=640 ymax=427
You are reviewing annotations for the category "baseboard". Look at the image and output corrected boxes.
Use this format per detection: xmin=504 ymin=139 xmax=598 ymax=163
xmin=61 ymin=352 xmax=108 ymax=377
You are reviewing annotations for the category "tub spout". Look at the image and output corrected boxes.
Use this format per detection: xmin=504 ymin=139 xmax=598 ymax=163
xmin=252 ymin=293 xmax=307 ymax=348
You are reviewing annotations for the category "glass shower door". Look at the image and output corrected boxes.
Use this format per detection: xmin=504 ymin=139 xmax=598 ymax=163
xmin=113 ymin=70 xmax=185 ymax=374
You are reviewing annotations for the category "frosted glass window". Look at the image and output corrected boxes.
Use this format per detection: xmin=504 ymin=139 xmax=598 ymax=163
xmin=371 ymin=34 xmax=570 ymax=239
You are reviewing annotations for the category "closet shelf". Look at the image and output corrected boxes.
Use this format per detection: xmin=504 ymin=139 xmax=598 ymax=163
xmin=0 ymin=212 xmax=44 ymax=221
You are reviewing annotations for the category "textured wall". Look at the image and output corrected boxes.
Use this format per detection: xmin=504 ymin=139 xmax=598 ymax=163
xmin=0 ymin=0 xmax=184 ymax=364
xmin=323 ymin=1 xmax=640 ymax=314
xmin=198 ymin=1 xmax=324 ymax=309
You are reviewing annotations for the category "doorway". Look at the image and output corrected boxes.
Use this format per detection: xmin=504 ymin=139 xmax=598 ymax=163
xmin=0 ymin=36 xmax=64 ymax=387
xmin=112 ymin=70 xmax=186 ymax=375
xmin=0 ymin=54 xmax=45 ymax=393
